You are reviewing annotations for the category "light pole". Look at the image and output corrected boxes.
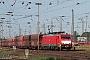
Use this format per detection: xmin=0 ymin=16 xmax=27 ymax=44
xmin=0 ymin=18 xmax=5 ymax=47
xmin=85 ymin=13 xmax=89 ymax=45
xmin=6 ymin=25 xmax=8 ymax=39
xmin=7 ymin=12 xmax=13 ymax=38
xmin=27 ymin=22 xmax=31 ymax=35
xmin=7 ymin=26 xmax=11 ymax=38
xmin=56 ymin=16 xmax=65 ymax=32
xmin=16 ymin=23 xmax=21 ymax=36
xmin=71 ymin=9 xmax=74 ymax=35
xmin=66 ymin=22 xmax=70 ymax=32
xmin=19 ymin=24 xmax=21 ymax=36
xmin=35 ymin=2 xmax=42 ymax=50
xmin=60 ymin=16 xmax=65 ymax=32
xmin=43 ymin=23 xmax=46 ymax=34
xmin=0 ymin=22 xmax=3 ymax=39
xmin=1 ymin=18 xmax=5 ymax=39
xmin=78 ymin=17 xmax=84 ymax=34
xmin=85 ymin=13 xmax=89 ymax=32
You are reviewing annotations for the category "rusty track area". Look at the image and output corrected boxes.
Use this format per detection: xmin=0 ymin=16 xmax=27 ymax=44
xmin=29 ymin=50 xmax=90 ymax=60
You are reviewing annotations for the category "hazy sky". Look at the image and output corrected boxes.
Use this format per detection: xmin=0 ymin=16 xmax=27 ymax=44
xmin=0 ymin=0 xmax=90 ymax=38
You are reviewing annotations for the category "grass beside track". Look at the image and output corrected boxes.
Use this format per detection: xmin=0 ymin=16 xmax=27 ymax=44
xmin=0 ymin=47 xmax=26 ymax=59
xmin=73 ymin=46 xmax=90 ymax=51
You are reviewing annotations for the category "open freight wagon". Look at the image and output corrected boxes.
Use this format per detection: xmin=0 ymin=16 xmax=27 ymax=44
xmin=14 ymin=34 xmax=43 ymax=49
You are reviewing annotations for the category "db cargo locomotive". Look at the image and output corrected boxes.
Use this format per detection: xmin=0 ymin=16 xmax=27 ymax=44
xmin=0 ymin=32 xmax=72 ymax=50
xmin=42 ymin=32 xmax=72 ymax=50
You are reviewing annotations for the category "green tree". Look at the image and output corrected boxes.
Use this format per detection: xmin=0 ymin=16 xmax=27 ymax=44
xmin=81 ymin=32 xmax=90 ymax=42
xmin=73 ymin=31 xmax=80 ymax=42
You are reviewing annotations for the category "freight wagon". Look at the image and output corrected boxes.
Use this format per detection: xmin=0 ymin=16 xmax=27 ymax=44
xmin=16 ymin=34 xmax=43 ymax=49
xmin=12 ymin=34 xmax=43 ymax=49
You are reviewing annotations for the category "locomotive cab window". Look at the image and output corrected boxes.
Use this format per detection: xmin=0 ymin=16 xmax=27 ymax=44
xmin=61 ymin=36 xmax=70 ymax=39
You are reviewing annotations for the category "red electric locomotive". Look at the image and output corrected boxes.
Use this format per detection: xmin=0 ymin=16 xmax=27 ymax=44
xmin=41 ymin=32 xmax=72 ymax=50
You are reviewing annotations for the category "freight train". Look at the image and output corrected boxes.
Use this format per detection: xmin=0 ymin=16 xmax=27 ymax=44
xmin=0 ymin=32 xmax=72 ymax=50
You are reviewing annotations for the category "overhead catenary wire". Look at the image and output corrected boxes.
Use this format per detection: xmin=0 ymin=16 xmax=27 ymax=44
xmin=5 ymin=0 xmax=13 ymax=11
xmin=40 ymin=0 xmax=90 ymax=14
xmin=1 ymin=0 xmax=72 ymax=18
xmin=36 ymin=0 xmax=74 ymax=14
xmin=1 ymin=0 xmax=90 ymax=17
xmin=0 ymin=0 xmax=89 ymax=24
xmin=12 ymin=0 xmax=90 ymax=22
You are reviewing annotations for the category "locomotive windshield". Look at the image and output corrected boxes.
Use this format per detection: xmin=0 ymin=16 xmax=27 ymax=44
xmin=61 ymin=35 xmax=71 ymax=39
xmin=46 ymin=34 xmax=56 ymax=36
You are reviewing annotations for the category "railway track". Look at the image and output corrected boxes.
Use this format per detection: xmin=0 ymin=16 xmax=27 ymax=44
xmin=29 ymin=50 xmax=90 ymax=60
xmin=1 ymin=47 xmax=90 ymax=60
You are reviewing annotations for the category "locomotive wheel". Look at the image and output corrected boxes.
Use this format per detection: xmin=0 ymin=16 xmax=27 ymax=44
xmin=58 ymin=47 xmax=62 ymax=51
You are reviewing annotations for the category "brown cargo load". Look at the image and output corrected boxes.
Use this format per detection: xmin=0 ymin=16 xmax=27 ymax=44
xmin=31 ymin=34 xmax=43 ymax=40
xmin=31 ymin=34 xmax=38 ymax=40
